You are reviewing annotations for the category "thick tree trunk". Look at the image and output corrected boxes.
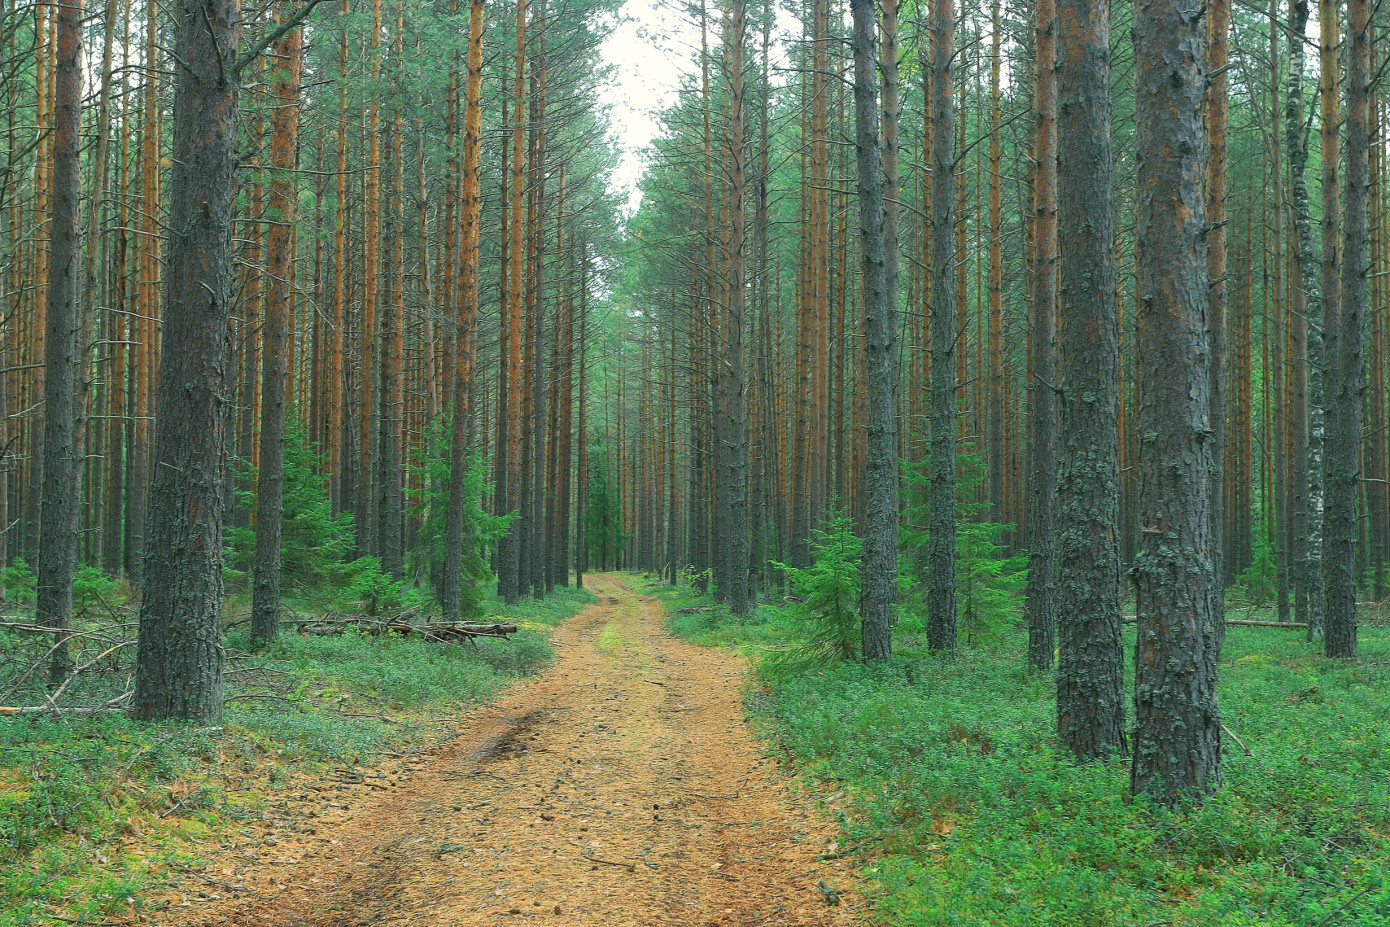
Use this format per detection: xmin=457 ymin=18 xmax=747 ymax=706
xmin=132 ymin=0 xmax=240 ymax=722
xmin=1130 ymin=0 xmax=1223 ymax=803
xmin=718 ymin=0 xmax=750 ymax=616
xmin=926 ymin=0 xmax=957 ymax=652
xmin=251 ymin=19 xmax=303 ymax=645
xmin=1055 ymin=0 xmax=1125 ymax=760
xmin=39 ymin=0 xmax=83 ymax=685
xmin=1026 ymin=0 xmax=1058 ymax=671
xmin=1325 ymin=0 xmax=1367 ymax=658
xmin=848 ymin=0 xmax=895 ymax=660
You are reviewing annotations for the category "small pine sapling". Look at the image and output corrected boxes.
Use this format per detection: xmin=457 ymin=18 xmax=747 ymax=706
xmin=902 ymin=446 xmax=1027 ymax=644
xmin=771 ymin=512 xmax=862 ymax=669
xmin=226 ymin=416 xmax=356 ymax=602
xmin=409 ymin=418 xmax=511 ymax=620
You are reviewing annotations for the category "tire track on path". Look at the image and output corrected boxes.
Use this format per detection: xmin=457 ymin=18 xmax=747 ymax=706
xmin=149 ymin=574 xmax=863 ymax=927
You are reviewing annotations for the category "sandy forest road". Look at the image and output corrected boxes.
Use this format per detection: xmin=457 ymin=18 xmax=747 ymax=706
xmin=153 ymin=574 xmax=863 ymax=927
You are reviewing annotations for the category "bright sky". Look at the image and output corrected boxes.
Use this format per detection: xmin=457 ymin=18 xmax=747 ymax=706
xmin=598 ymin=0 xmax=701 ymax=216
xmin=598 ymin=0 xmax=800 ymax=217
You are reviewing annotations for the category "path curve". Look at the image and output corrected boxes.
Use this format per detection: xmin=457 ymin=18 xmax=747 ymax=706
xmin=150 ymin=574 xmax=862 ymax=926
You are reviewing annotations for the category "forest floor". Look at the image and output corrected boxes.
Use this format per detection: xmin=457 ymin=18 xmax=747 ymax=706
xmin=137 ymin=574 xmax=862 ymax=927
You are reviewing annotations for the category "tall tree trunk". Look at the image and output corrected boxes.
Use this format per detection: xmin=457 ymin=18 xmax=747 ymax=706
xmin=1207 ymin=0 xmax=1230 ymax=655
xmin=1130 ymin=0 xmax=1222 ymax=802
xmin=39 ymin=0 xmax=83 ymax=685
xmin=1055 ymin=0 xmax=1125 ymax=760
xmin=528 ymin=0 xmax=548 ymax=599
xmin=1325 ymin=0 xmax=1367 ymax=658
xmin=250 ymin=16 xmax=303 ymax=645
xmin=442 ymin=0 xmax=485 ymax=621
xmin=330 ymin=0 xmax=349 ymax=515
xmin=719 ymin=0 xmax=751 ymax=615
xmin=986 ymin=0 xmax=1003 ymax=522
xmin=130 ymin=0 xmax=161 ymax=584
xmin=1314 ymin=0 xmax=1341 ymax=640
xmin=1286 ymin=0 xmax=1325 ymax=634
xmin=926 ymin=0 xmax=958 ymax=652
xmin=132 ymin=0 xmax=240 ymax=722
xmin=1026 ymin=0 xmax=1058 ymax=671
xmin=498 ymin=0 xmax=526 ymax=604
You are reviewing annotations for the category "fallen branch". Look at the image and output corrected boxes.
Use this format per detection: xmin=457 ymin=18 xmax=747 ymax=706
xmin=1225 ymin=619 xmax=1309 ymax=629
xmin=581 ymin=847 xmax=636 ymax=871
xmin=0 ymin=689 xmax=132 ymax=717
xmin=1221 ymin=723 xmax=1252 ymax=756
xmin=1121 ymin=617 xmax=1308 ymax=629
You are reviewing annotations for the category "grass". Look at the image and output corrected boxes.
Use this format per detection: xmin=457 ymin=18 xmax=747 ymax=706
xmin=649 ymin=577 xmax=1390 ymax=927
xmin=0 ymin=581 xmax=597 ymax=925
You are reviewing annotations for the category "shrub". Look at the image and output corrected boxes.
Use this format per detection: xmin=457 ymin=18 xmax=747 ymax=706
xmin=771 ymin=512 xmax=862 ymax=669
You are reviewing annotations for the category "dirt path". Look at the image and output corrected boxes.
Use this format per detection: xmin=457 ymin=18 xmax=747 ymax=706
xmin=149 ymin=575 xmax=863 ymax=927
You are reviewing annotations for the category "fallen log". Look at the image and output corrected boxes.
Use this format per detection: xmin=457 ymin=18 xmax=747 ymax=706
xmin=295 ymin=617 xmax=519 ymax=642
xmin=1122 ymin=617 xmax=1308 ymax=629
xmin=1224 ymin=619 xmax=1308 ymax=629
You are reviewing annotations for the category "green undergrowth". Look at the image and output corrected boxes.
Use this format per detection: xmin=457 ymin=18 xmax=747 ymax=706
xmin=639 ymin=573 xmax=801 ymax=652
xmin=652 ymin=576 xmax=1390 ymax=926
xmin=0 ymin=582 xmax=596 ymax=926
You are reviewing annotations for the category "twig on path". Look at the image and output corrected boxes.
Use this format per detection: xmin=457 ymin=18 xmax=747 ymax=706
xmin=581 ymin=846 xmax=637 ymax=871
xmin=684 ymin=778 xmax=748 ymax=800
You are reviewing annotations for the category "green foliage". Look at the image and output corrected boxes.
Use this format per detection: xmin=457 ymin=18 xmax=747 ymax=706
xmin=73 ymin=565 xmax=124 ymax=615
xmin=584 ymin=439 xmax=629 ymax=569
xmin=645 ymin=579 xmax=799 ymax=652
xmin=901 ymin=447 xmax=1027 ymax=642
xmin=0 ymin=558 xmax=36 ymax=606
xmin=407 ymin=418 xmax=511 ymax=620
xmin=756 ymin=626 xmax=1390 ymax=927
xmin=339 ymin=555 xmax=421 ymax=616
xmin=769 ymin=512 xmax=863 ymax=669
xmin=1231 ymin=527 xmax=1280 ymax=608
xmin=226 ymin=418 xmax=356 ymax=601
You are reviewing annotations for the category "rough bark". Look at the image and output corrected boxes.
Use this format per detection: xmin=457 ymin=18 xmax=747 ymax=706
xmin=986 ymin=0 xmax=1003 ymax=523
xmin=849 ymin=0 xmax=895 ymax=661
xmin=1207 ymin=0 xmax=1230 ymax=656
xmin=38 ymin=0 xmax=83 ymax=685
xmin=1325 ymin=0 xmax=1367 ymax=658
xmin=1026 ymin=0 xmax=1058 ymax=671
xmin=1055 ymin=0 xmax=1125 ymax=760
xmin=1286 ymin=0 xmax=1325 ymax=634
xmin=250 ymin=19 xmax=303 ymax=645
xmin=132 ymin=0 xmax=240 ymax=722
xmin=1130 ymin=0 xmax=1223 ymax=803
xmin=719 ymin=0 xmax=751 ymax=616
xmin=927 ymin=0 xmax=958 ymax=652
xmin=443 ymin=0 xmax=485 ymax=622
xmin=498 ymin=0 xmax=526 ymax=605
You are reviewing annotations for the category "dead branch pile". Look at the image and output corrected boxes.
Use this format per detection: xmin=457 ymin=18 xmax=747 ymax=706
xmin=293 ymin=614 xmax=519 ymax=642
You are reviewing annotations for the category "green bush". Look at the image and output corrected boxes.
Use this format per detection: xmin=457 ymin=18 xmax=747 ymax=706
xmin=408 ymin=418 xmax=511 ymax=619
xmin=770 ymin=512 xmax=862 ymax=669
xmin=0 ymin=558 xmax=36 ymax=607
xmin=226 ymin=417 xmax=356 ymax=601
xmin=901 ymin=447 xmax=1026 ymax=643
